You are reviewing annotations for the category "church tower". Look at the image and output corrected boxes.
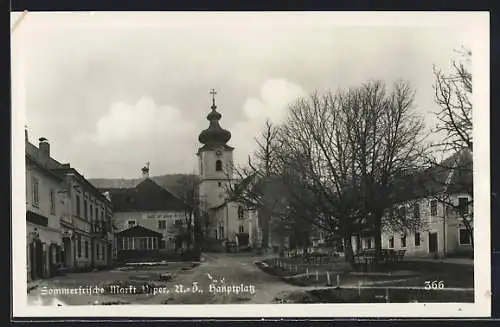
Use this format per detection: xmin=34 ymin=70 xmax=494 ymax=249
xmin=197 ymin=89 xmax=235 ymax=212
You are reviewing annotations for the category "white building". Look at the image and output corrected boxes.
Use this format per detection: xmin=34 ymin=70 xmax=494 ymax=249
xmin=100 ymin=165 xmax=193 ymax=261
xmin=26 ymin=133 xmax=114 ymax=278
xmin=353 ymin=149 xmax=473 ymax=258
xmin=52 ymin=166 xmax=114 ymax=270
xmin=26 ymin=137 xmax=64 ymax=281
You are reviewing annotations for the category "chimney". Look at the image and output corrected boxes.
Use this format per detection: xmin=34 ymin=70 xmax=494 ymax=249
xmin=38 ymin=137 xmax=50 ymax=157
xmin=141 ymin=165 xmax=149 ymax=179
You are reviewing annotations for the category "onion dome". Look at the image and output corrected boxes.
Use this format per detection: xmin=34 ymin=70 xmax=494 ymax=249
xmin=198 ymin=89 xmax=231 ymax=145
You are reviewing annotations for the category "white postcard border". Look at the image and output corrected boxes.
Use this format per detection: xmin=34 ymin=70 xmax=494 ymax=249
xmin=11 ymin=11 xmax=491 ymax=318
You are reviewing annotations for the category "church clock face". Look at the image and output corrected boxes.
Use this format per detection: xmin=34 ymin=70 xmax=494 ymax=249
xmin=215 ymin=149 xmax=222 ymax=157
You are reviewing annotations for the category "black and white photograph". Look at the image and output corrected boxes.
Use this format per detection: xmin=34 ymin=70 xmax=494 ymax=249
xmin=11 ymin=11 xmax=490 ymax=318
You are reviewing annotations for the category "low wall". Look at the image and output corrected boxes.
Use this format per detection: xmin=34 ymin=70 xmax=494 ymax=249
xmin=116 ymin=249 xmax=201 ymax=264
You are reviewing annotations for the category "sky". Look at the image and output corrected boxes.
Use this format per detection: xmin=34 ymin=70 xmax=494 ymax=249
xmin=11 ymin=12 xmax=480 ymax=179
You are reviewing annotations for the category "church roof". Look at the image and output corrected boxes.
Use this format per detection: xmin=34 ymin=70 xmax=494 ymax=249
xmin=99 ymin=178 xmax=189 ymax=213
xmin=198 ymin=93 xmax=231 ymax=147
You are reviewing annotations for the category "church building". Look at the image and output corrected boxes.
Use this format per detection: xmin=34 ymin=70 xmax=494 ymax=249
xmin=197 ymin=90 xmax=260 ymax=248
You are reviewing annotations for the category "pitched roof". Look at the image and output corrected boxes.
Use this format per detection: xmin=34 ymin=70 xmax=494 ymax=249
xmin=392 ymin=148 xmax=473 ymax=203
xmin=25 ymin=141 xmax=66 ymax=170
xmin=88 ymin=174 xmax=198 ymax=198
xmin=25 ymin=152 xmax=64 ymax=182
xmin=100 ymin=178 xmax=188 ymax=213
xmin=115 ymin=225 xmax=163 ymax=237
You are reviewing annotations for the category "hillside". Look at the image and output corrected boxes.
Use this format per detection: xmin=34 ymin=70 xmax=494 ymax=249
xmin=88 ymin=174 xmax=199 ymax=196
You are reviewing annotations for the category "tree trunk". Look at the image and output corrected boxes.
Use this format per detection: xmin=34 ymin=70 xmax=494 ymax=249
xmin=343 ymin=235 xmax=354 ymax=264
xmin=260 ymin=211 xmax=270 ymax=249
xmin=374 ymin=215 xmax=383 ymax=256
xmin=186 ymin=220 xmax=193 ymax=250
xmin=193 ymin=212 xmax=201 ymax=252
xmin=278 ymin=235 xmax=285 ymax=257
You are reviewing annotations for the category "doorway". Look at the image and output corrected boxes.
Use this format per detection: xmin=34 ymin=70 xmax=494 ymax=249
xmin=63 ymin=237 xmax=72 ymax=267
xmin=29 ymin=239 xmax=44 ymax=280
xmin=428 ymin=232 xmax=438 ymax=254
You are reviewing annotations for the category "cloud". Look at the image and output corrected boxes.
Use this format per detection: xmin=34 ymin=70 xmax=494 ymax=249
xmin=87 ymin=96 xmax=195 ymax=145
xmin=230 ymin=78 xmax=306 ymax=167
xmin=242 ymin=78 xmax=306 ymax=123
xmin=69 ymin=97 xmax=198 ymax=178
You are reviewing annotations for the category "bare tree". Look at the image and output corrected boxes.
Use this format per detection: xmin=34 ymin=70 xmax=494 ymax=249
xmin=427 ymin=48 xmax=473 ymax=246
xmin=277 ymin=91 xmax=364 ymax=263
xmin=433 ymin=47 xmax=472 ymax=153
xmin=276 ymin=81 xmax=426 ymax=260
xmin=168 ymin=174 xmax=201 ymax=251
xmin=227 ymin=119 xmax=286 ymax=250
xmin=345 ymin=80 xmax=427 ymax=255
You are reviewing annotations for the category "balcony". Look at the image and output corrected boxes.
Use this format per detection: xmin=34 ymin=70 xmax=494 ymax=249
xmin=26 ymin=210 xmax=48 ymax=227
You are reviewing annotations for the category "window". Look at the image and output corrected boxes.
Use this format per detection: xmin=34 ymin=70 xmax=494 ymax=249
xmin=138 ymin=238 xmax=146 ymax=250
xmin=127 ymin=220 xmax=136 ymax=228
xmin=239 ymin=225 xmax=244 ymax=233
xmin=95 ymin=207 xmax=99 ymax=223
xmin=415 ymin=232 xmax=421 ymax=246
xmin=75 ymin=195 xmax=81 ymax=217
xmin=459 ymin=229 xmax=472 ymax=245
xmin=413 ymin=203 xmax=420 ymax=219
xmin=218 ymin=182 xmax=222 ymax=187
xmin=84 ymin=240 xmax=89 ymax=258
xmin=388 ymin=236 xmax=394 ymax=248
xmin=430 ymin=200 xmax=438 ymax=216
xmin=77 ymin=236 xmax=82 ymax=257
xmin=158 ymin=220 xmax=167 ymax=230
xmin=238 ymin=206 xmax=245 ymax=219
xmin=215 ymin=160 xmax=223 ymax=172
xmin=90 ymin=204 xmax=93 ymax=220
xmin=123 ymin=237 xmax=134 ymax=250
xmin=174 ymin=219 xmax=183 ymax=227
xmin=401 ymin=233 xmax=407 ymax=248
xmin=458 ymin=197 xmax=469 ymax=216
xmin=32 ymin=178 xmax=39 ymax=206
xmin=49 ymin=189 xmax=56 ymax=214
xmin=84 ymin=200 xmax=88 ymax=219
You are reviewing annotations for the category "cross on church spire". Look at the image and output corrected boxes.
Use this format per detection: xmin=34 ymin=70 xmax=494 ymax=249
xmin=210 ymin=88 xmax=217 ymax=109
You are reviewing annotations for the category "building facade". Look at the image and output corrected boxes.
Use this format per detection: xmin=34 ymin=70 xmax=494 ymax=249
xmin=351 ymin=149 xmax=473 ymax=258
xmin=52 ymin=167 xmax=114 ymax=270
xmin=25 ymin=134 xmax=114 ymax=280
xmin=26 ymin=144 xmax=64 ymax=281
xmin=99 ymin=166 xmax=193 ymax=262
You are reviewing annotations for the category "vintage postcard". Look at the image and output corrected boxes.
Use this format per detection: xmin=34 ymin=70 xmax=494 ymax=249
xmin=11 ymin=11 xmax=490 ymax=318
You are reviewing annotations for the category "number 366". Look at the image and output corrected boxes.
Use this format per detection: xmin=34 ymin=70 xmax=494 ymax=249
xmin=424 ymin=280 xmax=445 ymax=290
